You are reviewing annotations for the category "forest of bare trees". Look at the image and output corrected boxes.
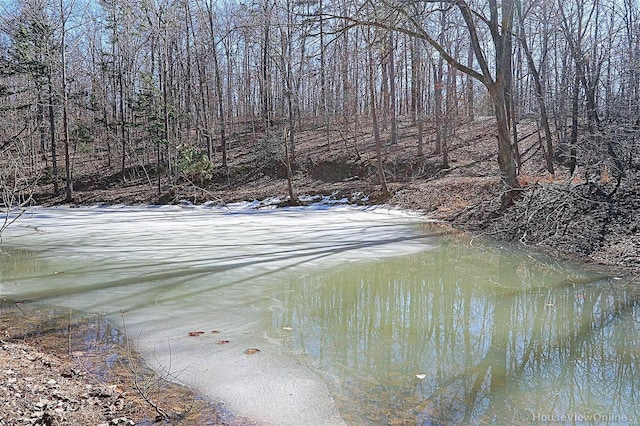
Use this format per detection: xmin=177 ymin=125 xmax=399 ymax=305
xmin=0 ymin=0 xmax=638 ymax=207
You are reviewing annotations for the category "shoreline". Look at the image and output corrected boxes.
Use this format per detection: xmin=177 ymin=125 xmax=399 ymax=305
xmin=23 ymin=176 xmax=640 ymax=278
xmin=1 ymin=189 xmax=638 ymax=424
xmin=0 ymin=300 xmax=256 ymax=425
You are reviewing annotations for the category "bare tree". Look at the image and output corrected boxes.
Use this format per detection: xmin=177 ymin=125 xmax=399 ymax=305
xmin=0 ymin=141 xmax=37 ymax=239
xmin=367 ymin=29 xmax=389 ymax=198
xmin=339 ymin=0 xmax=522 ymax=205
xmin=59 ymin=0 xmax=72 ymax=202
xmin=203 ymin=0 xmax=228 ymax=169
xmin=2 ymin=0 xmax=638 ymax=211
xmin=388 ymin=31 xmax=398 ymax=146
xmin=515 ymin=0 xmax=554 ymax=175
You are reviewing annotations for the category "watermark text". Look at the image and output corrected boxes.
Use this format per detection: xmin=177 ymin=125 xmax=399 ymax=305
xmin=529 ymin=412 xmax=631 ymax=423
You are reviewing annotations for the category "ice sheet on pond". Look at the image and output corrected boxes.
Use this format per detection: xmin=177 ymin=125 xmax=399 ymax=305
xmin=0 ymin=204 xmax=437 ymax=425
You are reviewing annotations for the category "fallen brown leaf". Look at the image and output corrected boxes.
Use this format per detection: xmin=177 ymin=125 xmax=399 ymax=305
xmin=243 ymin=348 xmax=260 ymax=355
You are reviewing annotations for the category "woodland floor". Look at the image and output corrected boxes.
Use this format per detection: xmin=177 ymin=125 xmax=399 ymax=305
xmin=3 ymin=115 xmax=639 ymax=424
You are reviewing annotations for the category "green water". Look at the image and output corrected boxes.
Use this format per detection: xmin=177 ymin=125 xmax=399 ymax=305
xmin=270 ymin=236 xmax=640 ymax=424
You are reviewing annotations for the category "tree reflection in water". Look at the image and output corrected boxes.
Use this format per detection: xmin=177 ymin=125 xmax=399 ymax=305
xmin=270 ymin=239 xmax=640 ymax=424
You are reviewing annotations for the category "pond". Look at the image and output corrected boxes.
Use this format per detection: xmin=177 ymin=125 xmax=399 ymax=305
xmin=1 ymin=205 xmax=638 ymax=425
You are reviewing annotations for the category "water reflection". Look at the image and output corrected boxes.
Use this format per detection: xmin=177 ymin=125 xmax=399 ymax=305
xmin=271 ymin=239 xmax=640 ymax=424
xmin=2 ymin=207 xmax=638 ymax=424
xmin=0 ymin=248 xmax=47 ymax=281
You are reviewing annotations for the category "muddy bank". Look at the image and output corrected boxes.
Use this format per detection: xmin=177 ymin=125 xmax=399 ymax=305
xmin=0 ymin=301 xmax=254 ymax=425
xmin=449 ymin=171 xmax=640 ymax=277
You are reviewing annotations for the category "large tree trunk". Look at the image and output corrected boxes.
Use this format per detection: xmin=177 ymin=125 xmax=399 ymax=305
xmin=490 ymin=85 xmax=520 ymax=206
xmin=260 ymin=1 xmax=272 ymax=128
xmin=569 ymin=72 xmax=579 ymax=176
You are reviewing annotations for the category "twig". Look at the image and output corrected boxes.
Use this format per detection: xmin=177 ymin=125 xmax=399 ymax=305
xmin=120 ymin=311 xmax=169 ymax=420
xmin=117 ymin=312 xmax=195 ymax=421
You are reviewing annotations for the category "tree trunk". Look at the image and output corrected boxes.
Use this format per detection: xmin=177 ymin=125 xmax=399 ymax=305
xmin=284 ymin=128 xmax=297 ymax=206
xmin=516 ymin=1 xmax=554 ymax=175
xmin=261 ymin=1 xmax=271 ymax=128
xmin=569 ymin=72 xmax=579 ymax=176
xmin=206 ymin=3 xmax=227 ymax=168
xmin=490 ymin=84 xmax=520 ymax=204
xmin=212 ymin=47 xmax=227 ymax=168
xmin=161 ymin=44 xmax=169 ymax=191
xmin=466 ymin=43 xmax=475 ymax=122
xmin=433 ymin=61 xmax=443 ymax=155
xmin=37 ymin=96 xmax=47 ymax=163
xmin=414 ymin=39 xmax=424 ymax=157
xmin=521 ymin=46 xmax=554 ymax=174
xmin=389 ymin=32 xmax=398 ymax=145
xmin=47 ymin=73 xmax=59 ymax=195
xmin=319 ymin=0 xmax=330 ymax=151
xmin=118 ymin=69 xmax=126 ymax=181
xmin=368 ymin=36 xmax=389 ymax=198
xmin=410 ymin=39 xmax=418 ymax=125
xmin=60 ymin=0 xmax=72 ymax=203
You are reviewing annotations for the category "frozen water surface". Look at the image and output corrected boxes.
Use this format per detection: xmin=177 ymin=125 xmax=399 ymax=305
xmin=0 ymin=204 xmax=434 ymax=425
